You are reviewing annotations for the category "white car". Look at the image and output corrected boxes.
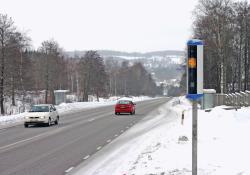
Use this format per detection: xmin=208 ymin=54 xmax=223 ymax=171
xmin=24 ymin=104 xmax=59 ymax=128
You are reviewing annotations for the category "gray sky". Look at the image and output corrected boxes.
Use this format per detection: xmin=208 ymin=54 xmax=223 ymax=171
xmin=1 ymin=0 xmax=198 ymax=52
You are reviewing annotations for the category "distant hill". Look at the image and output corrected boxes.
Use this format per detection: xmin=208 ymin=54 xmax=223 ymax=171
xmin=64 ymin=50 xmax=185 ymax=84
xmin=64 ymin=50 xmax=184 ymax=58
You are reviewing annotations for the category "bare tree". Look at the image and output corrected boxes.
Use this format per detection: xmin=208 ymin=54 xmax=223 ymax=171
xmin=104 ymin=57 xmax=120 ymax=96
xmin=233 ymin=1 xmax=250 ymax=90
xmin=78 ymin=51 xmax=108 ymax=101
xmin=39 ymin=39 xmax=63 ymax=104
xmin=193 ymin=0 xmax=236 ymax=93
xmin=5 ymin=32 xmax=30 ymax=106
xmin=0 ymin=14 xmax=16 ymax=114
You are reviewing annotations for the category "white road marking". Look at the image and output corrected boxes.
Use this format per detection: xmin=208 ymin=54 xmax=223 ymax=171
xmin=83 ymin=155 xmax=90 ymax=160
xmin=97 ymin=146 xmax=102 ymax=150
xmin=65 ymin=166 xmax=74 ymax=173
xmin=121 ymin=130 xmax=124 ymax=133
xmin=0 ymin=126 xmax=69 ymax=151
xmin=88 ymin=119 xmax=95 ymax=122
xmin=126 ymin=126 xmax=129 ymax=129
xmin=114 ymin=134 xmax=118 ymax=137
xmin=106 ymin=139 xmax=111 ymax=143
xmin=0 ymin=132 xmax=47 ymax=150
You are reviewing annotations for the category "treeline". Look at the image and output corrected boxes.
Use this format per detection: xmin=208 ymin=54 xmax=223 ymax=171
xmin=193 ymin=0 xmax=250 ymax=93
xmin=69 ymin=54 xmax=162 ymax=102
xmin=0 ymin=14 xmax=161 ymax=114
xmin=105 ymin=59 xmax=162 ymax=97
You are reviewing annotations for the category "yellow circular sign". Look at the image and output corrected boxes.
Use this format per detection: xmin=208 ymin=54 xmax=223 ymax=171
xmin=188 ymin=58 xmax=196 ymax=68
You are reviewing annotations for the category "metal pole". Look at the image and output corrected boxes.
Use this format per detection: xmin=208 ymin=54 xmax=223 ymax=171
xmin=192 ymin=100 xmax=198 ymax=175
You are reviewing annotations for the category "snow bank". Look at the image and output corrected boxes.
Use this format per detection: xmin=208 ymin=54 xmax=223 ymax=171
xmin=56 ymin=101 xmax=116 ymax=114
xmin=74 ymin=96 xmax=250 ymax=175
xmin=0 ymin=112 xmax=27 ymax=126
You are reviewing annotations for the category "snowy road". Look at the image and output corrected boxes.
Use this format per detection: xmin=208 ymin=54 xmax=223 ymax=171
xmin=0 ymin=98 xmax=170 ymax=175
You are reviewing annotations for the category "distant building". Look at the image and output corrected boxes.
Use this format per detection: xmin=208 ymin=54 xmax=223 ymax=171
xmin=54 ymin=90 xmax=69 ymax=105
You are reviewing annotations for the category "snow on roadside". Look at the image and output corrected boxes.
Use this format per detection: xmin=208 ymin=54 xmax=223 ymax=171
xmin=0 ymin=112 xmax=27 ymax=126
xmin=55 ymin=101 xmax=116 ymax=114
xmin=0 ymin=96 xmax=153 ymax=126
xmin=74 ymin=96 xmax=250 ymax=175
xmin=122 ymin=99 xmax=250 ymax=175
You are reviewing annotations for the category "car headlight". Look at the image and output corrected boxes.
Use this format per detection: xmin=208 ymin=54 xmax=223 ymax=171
xmin=40 ymin=116 xmax=46 ymax=119
xmin=25 ymin=117 xmax=29 ymax=119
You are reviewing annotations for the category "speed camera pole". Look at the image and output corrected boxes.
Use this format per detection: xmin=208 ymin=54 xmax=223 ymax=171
xmin=192 ymin=100 xmax=198 ymax=175
xmin=186 ymin=39 xmax=204 ymax=175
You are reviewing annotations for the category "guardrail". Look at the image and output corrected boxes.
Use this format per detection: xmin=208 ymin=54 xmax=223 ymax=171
xmin=202 ymin=90 xmax=250 ymax=110
xmin=219 ymin=91 xmax=250 ymax=108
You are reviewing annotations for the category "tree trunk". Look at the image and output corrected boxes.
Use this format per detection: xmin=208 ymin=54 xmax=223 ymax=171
xmin=71 ymin=75 xmax=74 ymax=92
xmin=83 ymin=79 xmax=88 ymax=102
xmin=45 ymin=90 xmax=48 ymax=104
xmin=0 ymin=38 xmax=5 ymax=115
xmin=11 ymin=77 xmax=15 ymax=106
xmin=96 ymin=91 xmax=99 ymax=102
xmin=244 ymin=20 xmax=248 ymax=91
xmin=238 ymin=25 xmax=243 ymax=91
xmin=51 ymin=89 xmax=55 ymax=105
xmin=115 ymin=74 xmax=117 ymax=96
xmin=220 ymin=63 xmax=224 ymax=94
xmin=0 ymin=68 xmax=4 ymax=114
xmin=45 ymin=58 xmax=49 ymax=104
xmin=83 ymin=92 xmax=88 ymax=102
xmin=248 ymin=34 xmax=250 ymax=90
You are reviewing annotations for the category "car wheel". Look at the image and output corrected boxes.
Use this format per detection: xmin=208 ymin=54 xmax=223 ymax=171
xmin=55 ymin=116 xmax=59 ymax=125
xmin=24 ymin=124 xmax=28 ymax=128
xmin=47 ymin=118 xmax=51 ymax=127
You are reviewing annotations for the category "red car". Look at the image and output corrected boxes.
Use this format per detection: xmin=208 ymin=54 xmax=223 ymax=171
xmin=115 ymin=100 xmax=136 ymax=115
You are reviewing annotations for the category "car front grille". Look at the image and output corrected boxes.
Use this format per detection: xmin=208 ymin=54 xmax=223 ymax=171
xmin=29 ymin=117 xmax=40 ymax=119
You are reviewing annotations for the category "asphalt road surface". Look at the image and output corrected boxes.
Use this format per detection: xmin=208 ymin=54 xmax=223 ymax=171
xmin=0 ymin=98 xmax=170 ymax=175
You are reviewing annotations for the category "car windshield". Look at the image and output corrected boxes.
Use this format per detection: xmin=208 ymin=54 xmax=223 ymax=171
xmin=118 ymin=100 xmax=131 ymax=105
xmin=30 ymin=106 xmax=49 ymax=112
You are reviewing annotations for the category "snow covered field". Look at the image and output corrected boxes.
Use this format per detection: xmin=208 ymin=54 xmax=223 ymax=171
xmin=73 ymin=97 xmax=250 ymax=175
xmin=0 ymin=96 xmax=152 ymax=126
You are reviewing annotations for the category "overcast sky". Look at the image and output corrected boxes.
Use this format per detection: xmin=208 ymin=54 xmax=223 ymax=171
xmin=1 ymin=0 xmax=199 ymax=52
